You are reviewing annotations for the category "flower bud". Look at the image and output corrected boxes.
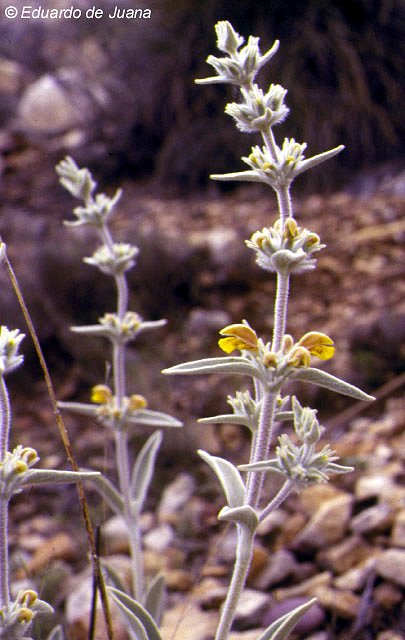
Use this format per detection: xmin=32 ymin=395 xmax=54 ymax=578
xmin=91 ymin=384 xmax=113 ymax=404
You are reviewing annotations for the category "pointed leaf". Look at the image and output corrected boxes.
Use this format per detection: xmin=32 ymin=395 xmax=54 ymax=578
xmin=210 ymin=171 xmax=265 ymax=183
xmin=257 ymin=597 xmax=317 ymax=640
xmin=163 ymin=357 xmax=262 ymax=380
xmin=144 ymin=574 xmax=166 ymax=627
xmin=22 ymin=469 xmax=100 ymax=487
xmin=198 ymin=450 xmax=246 ymax=508
xmin=89 ymin=473 xmax=124 ymax=515
xmin=130 ymin=431 xmax=162 ymax=510
xmin=198 ymin=414 xmax=254 ymax=430
xmin=58 ymin=400 xmax=99 ymax=417
xmin=274 ymin=411 xmax=294 ymax=422
xmin=126 ymin=409 xmax=182 ymax=429
xmin=108 ymin=587 xmax=162 ymax=640
xmin=218 ymin=505 xmax=258 ymax=532
xmin=292 ymin=368 xmax=375 ymax=401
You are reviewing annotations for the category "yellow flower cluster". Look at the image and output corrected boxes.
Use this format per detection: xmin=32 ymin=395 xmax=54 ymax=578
xmin=218 ymin=322 xmax=334 ymax=365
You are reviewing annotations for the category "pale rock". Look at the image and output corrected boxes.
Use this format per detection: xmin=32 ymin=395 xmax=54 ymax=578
xmin=334 ymin=557 xmax=376 ymax=591
xmin=262 ymin=596 xmax=326 ymax=636
xmin=18 ymin=74 xmax=80 ymax=133
xmin=355 ymin=474 xmax=396 ymax=501
xmin=377 ymin=633 xmax=405 ymax=640
xmin=256 ymin=508 xmax=287 ymax=536
xmin=298 ymin=483 xmax=344 ymax=515
xmin=251 ymin=549 xmax=296 ymax=590
xmin=317 ymin=534 xmax=376 ymax=574
xmin=391 ymin=509 xmax=405 ymax=547
xmin=350 ymin=502 xmax=394 ymax=534
xmin=102 ymin=513 xmax=153 ymax=554
xmin=313 ymin=586 xmax=359 ymax=619
xmin=157 ymin=472 xmax=196 ymax=524
xmin=247 ymin=544 xmax=270 ymax=584
xmin=375 ymin=548 xmax=405 ymax=587
xmin=192 ymin=577 xmax=227 ymax=609
xmin=164 ymin=568 xmax=194 ymax=592
xmin=233 ymin=589 xmax=271 ymax=630
xmin=144 ymin=523 xmax=174 ymax=553
xmin=306 ymin=633 xmax=331 ymax=640
xmin=161 ymin=602 xmax=218 ymax=640
xmin=293 ymin=494 xmax=353 ymax=549
xmin=277 ymin=512 xmax=306 ymax=547
xmin=374 ymin=582 xmax=404 ymax=609
xmin=15 ymin=532 xmax=77 ymax=578
xmin=275 ymin=571 xmax=332 ymax=601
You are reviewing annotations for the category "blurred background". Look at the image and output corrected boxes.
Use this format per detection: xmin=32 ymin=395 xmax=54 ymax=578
xmin=0 ymin=0 xmax=403 ymax=426
xmin=0 ymin=5 xmax=404 ymax=638
xmin=0 ymin=0 xmax=403 ymax=192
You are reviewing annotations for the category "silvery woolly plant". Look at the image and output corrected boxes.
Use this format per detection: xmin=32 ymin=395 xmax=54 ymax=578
xmin=55 ymin=158 xmax=182 ymax=635
xmin=0 ymin=249 xmax=99 ymax=640
xmin=163 ymin=21 xmax=375 ymax=640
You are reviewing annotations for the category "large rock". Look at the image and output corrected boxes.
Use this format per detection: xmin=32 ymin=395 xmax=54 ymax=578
xmin=18 ymin=73 xmax=81 ymax=134
xmin=293 ymin=494 xmax=353 ymax=549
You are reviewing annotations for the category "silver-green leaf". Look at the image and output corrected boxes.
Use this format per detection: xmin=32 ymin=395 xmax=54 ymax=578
xmin=130 ymin=430 xmax=163 ymax=511
xmin=108 ymin=587 xmax=162 ymax=640
xmin=292 ymin=368 xmax=375 ymax=401
xmin=257 ymin=597 xmax=317 ymax=640
xmin=163 ymin=356 xmax=263 ymax=380
xmin=144 ymin=574 xmax=166 ymax=627
xmin=198 ymin=450 xmax=246 ymax=508
xmin=22 ymin=469 xmax=100 ymax=487
xmin=218 ymin=505 xmax=259 ymax=531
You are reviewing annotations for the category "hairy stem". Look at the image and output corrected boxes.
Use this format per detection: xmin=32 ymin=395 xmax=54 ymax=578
xmin=0 ymin=498 xmax=9 ymax=610
xmin=246 ymin=390 xmax=278 ymax=507
xmin=276 ymin=185 xmax=293 ymax=221
xmin=272 ymin=272 xmax=290 ymax=353
xmin=0 ymin=376 xmax=10 ymax=458
xmin=115 ymin=429 xmax=144 ymax=600
xmin=260 ymin=479 xmax=294 ymax=522
xmin=215 ymin=526 xmax=254 ymax=640
xmin=262 ymin=129 xmax=278 ymax=162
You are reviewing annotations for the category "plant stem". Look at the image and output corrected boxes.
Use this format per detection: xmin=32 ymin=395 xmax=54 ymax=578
xmin=0 ymin=375 xmax=10 ymax=610
xmin=215 ymin=526 xmax=254 ymax=640
xmin=246 ymin=390 xmax=278 ymax=508
xmin=272 ymin=272 xmax=290 ymax=353
xmin=115 ymin=429 xmax=144 ymax=601
xmin=105 ymin=219 xmax=145 ymax=602
xmin=276 ymin=185 xmax=293 ymax=221
xmin=0 ymin=377 xmax=10 ymax=458
xmin=260 ymin=479 xmax=293 ymax=522
xmin=0 ymin=498 xmax=10 ymax=610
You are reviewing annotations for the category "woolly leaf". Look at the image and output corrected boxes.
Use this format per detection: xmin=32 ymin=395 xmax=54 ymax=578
xmin=292 ymin=368 xmax=375 ymax=401
xmin=257 ymin=598 xmax=317 ymax=640
xmin=198 ymin=450 xmax=246 ymax=508
xmin=108 ymin=587 xmax=162 ymax=640
xmin=130 ymin=431 xmax=163 ymax=510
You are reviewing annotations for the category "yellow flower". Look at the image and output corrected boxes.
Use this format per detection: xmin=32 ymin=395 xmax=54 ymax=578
xmin=287 ymin=346 xmax=311 ymax=368
xmin=17 ymin=608 xmax=33 ymax=624
xmin=218 ymin=321 xmax=258 ymax=354
xmin=129 ymin=394 xmax=148 ymax=411
xmin=297 ymin=332 xmax=335 ymax=360
xmin=91 ymin=384 xmax=113 ymax=404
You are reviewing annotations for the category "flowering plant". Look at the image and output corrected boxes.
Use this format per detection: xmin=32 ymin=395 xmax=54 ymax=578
xmin=163 ymin=21 xmax=374 ymax=640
